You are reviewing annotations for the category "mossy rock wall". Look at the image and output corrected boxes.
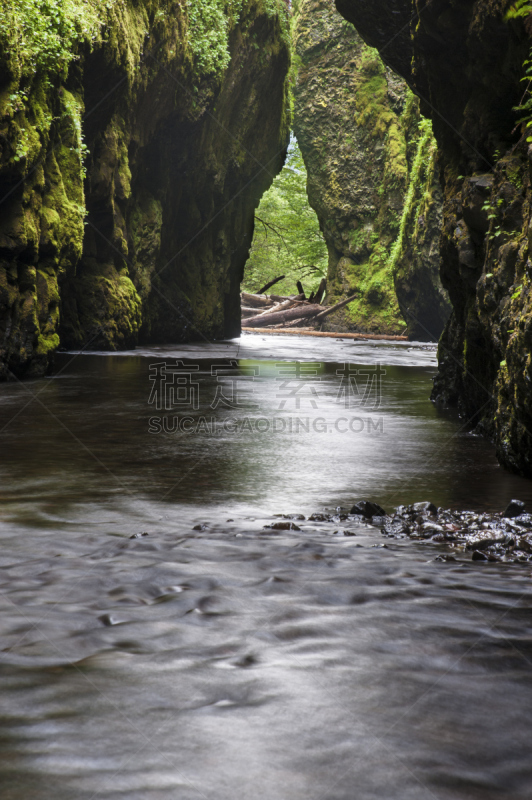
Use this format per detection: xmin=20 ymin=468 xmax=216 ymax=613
xmin=334 ymin=0 xmax=532 ymax=476
xmin=292 ymin=0 xmax=449 ymax=339
xmin=0 ymin=0 xmax=291 ymax=378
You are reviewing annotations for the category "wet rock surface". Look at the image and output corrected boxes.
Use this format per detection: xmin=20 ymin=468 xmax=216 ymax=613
xmin=333 ymin=0 xmax=532 ymax=476
xmin=350 ymin=500 xmax=386 ymax=518
xmin=265 ymin=500 xmax=532 ymax=566
xmin=292 ymin=0 xmax=449 ymax=339
xmin=381 ymin=500 xmax=532 ymax=564
xmin=0 ymin=1 xmax=291 ymax=377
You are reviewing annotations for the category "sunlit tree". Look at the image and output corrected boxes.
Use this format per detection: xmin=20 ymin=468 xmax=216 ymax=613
xmin=243 ymin=136 xmax=328 ymax=296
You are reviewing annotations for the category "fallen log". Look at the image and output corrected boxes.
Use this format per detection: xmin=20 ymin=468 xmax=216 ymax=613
xmin=251 ymin=294 xmax=306 ymax=319
xmin=256 ymin=275 xmax=285 ymax=295
xmin=241 ymin=291 xmax=271 ymax=307
xmin=241 ymin=305 xmax=270 ymax=315
xmin=270 ymin=293 xmax=300 ymax=302
xmin=281 ymin=317 xmax=312 ymax=328
xmin=244 ymin=303 xmax=324 ymax=328
xmin=242 ymin=307 xmax=266 ymax=318
xmin=241 ymin=327 xmax=409 ymax=341
xmin=296 ymin=280 xmax=305 ymax=298
xmin=314 ymin=293 xmax=358 ymax=320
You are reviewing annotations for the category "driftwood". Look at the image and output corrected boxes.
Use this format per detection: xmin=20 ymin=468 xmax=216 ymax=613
xmin=241 ymin=291 xmax=271 ymax=307
xmin=242 ymin=307 xmax=267 ymax=318
xmin=270 ymin=293 xmax=301 ymax=302
xmin=242 ymin=328 xmax=409 ymax=342
xmin=314 ymin=293 xmax=358 ymax=320
xmin=256 ymin=275 xmax=285 ymax=295
xmin=251 ymin=294 xmax=305 ymax=319
xmin=314 ymin=278 xmax=327 ymax=305
xmin=296 ymin=280 xmax=305 ymax=298
xmin=244 ymin=303 xmax=324 ymax=328
xmin=241 ymin=305 xmax=269 ymax=314
xmin=241 ymin=288 xmax=358 ymax=332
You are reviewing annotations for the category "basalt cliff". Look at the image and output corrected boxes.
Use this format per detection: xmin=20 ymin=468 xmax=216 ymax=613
xmin=335 ymin=0 xmax=532 ymax=476
xmin=0 ymin=1 xmax=290 ymax=378
xmin=293 ymin=0 xmax=450 ymax=339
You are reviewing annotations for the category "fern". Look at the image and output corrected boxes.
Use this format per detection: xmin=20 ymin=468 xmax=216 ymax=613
xmin=505 ymin=0 xmax=532 ymax=20
xmin=505 ymin=2 xmax=532 ymax=140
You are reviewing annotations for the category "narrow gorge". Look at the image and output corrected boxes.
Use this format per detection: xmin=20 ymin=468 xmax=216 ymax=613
xmin=0 ymin=1 xmax=290 ymax=378
xmin=335 ymin=0 xmax=532 ymax=475
xmin=3 ymin=3 xmax=532 ymax=798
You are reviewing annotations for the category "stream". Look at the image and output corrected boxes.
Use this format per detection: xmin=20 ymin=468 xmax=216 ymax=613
xmin=1 ymin=333 xmax=532 ymax=799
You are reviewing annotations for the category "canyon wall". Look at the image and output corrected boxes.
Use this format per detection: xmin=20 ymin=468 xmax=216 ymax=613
xmin=293 ymin=0 xmax=449 ymax=339
xmin=335 ymin=0 xmax=532 ymax=475
xmin=0 ymin=0 xmax=290 ymax=378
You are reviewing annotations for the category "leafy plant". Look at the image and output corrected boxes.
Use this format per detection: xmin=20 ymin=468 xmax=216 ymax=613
xmin=482 ymin=198 xmax=506 ymax=241
xmin=186 ymin=1 xmax=242 ymax=78
xmin=0 ymin=0 xmax=115 ymax=86
xmin=505 ymin=2 xmax=532 ymax=140
xmin=505 ymin=0 xmax=532 ymax=20
xmin=388 ymin=117 xmax=433 ymax=274
xmin=243 ymin=136 xmax=328 ymax=296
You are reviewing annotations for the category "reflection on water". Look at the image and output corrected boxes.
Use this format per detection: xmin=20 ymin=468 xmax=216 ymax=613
xmin=0 ymin=334 xmax=531 ymax=799
xmin=1 ymin=335 xmax=531 ymax=519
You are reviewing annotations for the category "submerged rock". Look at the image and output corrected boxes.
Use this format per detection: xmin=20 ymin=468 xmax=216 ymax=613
xmin=264 ymin=521 xmax=302 ymax=531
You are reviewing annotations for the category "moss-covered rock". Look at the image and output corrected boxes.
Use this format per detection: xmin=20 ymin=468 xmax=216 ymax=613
xmin=0 ymin=0 xmax=291 ymax=376
xmin=334 ymin=0 xmax=532 ymax=475
xmin=293 ymin=0 xmax=449 ymax=339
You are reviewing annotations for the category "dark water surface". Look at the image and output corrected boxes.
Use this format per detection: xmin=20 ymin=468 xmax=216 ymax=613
xmin=1 ymin=333 xmax=532 ymax=799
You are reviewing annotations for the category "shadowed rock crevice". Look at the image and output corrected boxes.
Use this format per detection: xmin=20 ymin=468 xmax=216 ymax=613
xmin=334 ymin=0 xmax=532 ymax=475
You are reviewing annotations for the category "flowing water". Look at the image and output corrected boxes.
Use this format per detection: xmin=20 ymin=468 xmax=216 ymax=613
xmin=1 ymin=333 xmax=532 ymax=799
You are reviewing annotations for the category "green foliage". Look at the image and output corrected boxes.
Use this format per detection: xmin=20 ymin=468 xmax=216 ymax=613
xmin=1 ymin=0 xmax=278 ymax=90
xmin=388 ymin=117 xmax=433 ymax=274
xmin=0 ymin=0 xmax=113 ymax=85
xmin=186 ymin=0 xmax=289 ymax=79
xmin=243 ymin=137 xmax=328 ymax=296
xmin=186 ymin=0 xmax=242 ymax=78
xmin=482 ymin=197 xmax=507 ymax=241
xmin=505 ymin=2 xmax=532 ymax=140
xmin=504 ymin=0 xmax=531 ymax=20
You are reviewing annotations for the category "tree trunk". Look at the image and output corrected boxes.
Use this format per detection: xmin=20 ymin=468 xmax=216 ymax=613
xmin=245 ymin=303 xmax=324 ymax=327
xmin=256 ymin=275 xmax=285 ymax=294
